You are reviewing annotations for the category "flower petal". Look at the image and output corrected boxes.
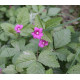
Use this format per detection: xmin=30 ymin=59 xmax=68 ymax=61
xmin=31 ymin=32 xmax=34 ymax=36
xmin=14 ymin=24 xmax=23 ymax=33
xmin=14 ymin=25 xmax=19 ymax=31
xmin=38 ymin=39 xmax=48 ymax=48
xmin=16 ymin=30 xmax=21 ymax=33
xmin=39 ymin=33 xmax=43 ymax=37
xmin=34 ymin=27 xmax=39 ymax=31
xmin=20 ymin=25 xmax=23 ymax=29
xmin=45 ymin=41 xmax=48 ymax=46
xmin=39 ymin=42 xmax=44 ymax=48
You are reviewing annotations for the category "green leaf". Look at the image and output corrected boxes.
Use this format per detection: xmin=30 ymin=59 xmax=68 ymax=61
xmin=0 ymin=64 xmax=5 ymax=69
xmin=2 ymin=65 xmax=17 ymax=74
xmin=32 ymin=5 xmax=38 ymax=12
xmin=7 ymin=7 xmax=16 ymax=17
xmin=0 ymin=57 xmax=7 ymax=65
xmin=12 ymin=53 xmax=21 ymax=65
xmin=25 ymin=39 xmax=39 ymax=53
xmin=1 ymin=23 xmax=17 ymax=38
xmin=38 ymin=50 xmax=60 ymax=68
xmin=66 ymin=48 xmax=80 ymax=73
xmin=1 ymin=23 xmax=14 ymax=32
xmin=53 ymin=26 xmax=62 ymax=32
xmin=9 ymin=16 xmax=16 ymax=24
xmin=15 ymin=51 xmax=36 ymax=72
xmin=74 ymin=47 xmax=80 ymax=63
xmin=35 ymin=15 xmax=43 ymax=28
xmin=68 ymin=43 xmax=78 ymax=50
xmin=71 ymin=32 xmax=80 ymax=43
xmin=67 ymin=53 xmax=75 ymax=62
xmin=53 ymin=29 xmax=71 ymax=48
xmin=43 ymin=16 xmax=50 ymax=22
xmin=16 ymin=7 xmax=29 ymax=26
xmin=68 ymin=48 xmax=80 ymax=69
xmin=27 ymin=61 xmax=45 ymax=74
xmin=42 ymin=32 xmax=53 ymax=42
xmin=45 ymin=17 xmax=80 ymax=31
xmin=66 ymin=26 xmax=75 ymax=33
xmin=68 ymin=64 xmax=80 ymax=74
xmin=0 ymin=45 xmax=8 ymax=54
xmin=0 ymin=32 xmax=8 ymax=41
xmin=0 ymin=48 xmax=18 ymax=57
xmin=48 ymin=8 xmax=61 ymax=16
xmin=45 ymin=17 xmax=62 ymax=28
xmin=46 ymin=68 xmax=53 ymax=74
xmin=0 ymin=7 xmax=6 ymax=12
xmin=11 ymin=39 xmax=26 ymax=51
xmin=20 ymin=24 xmax=34 ymax=36
xmin=38 ymin=5 xmax=45 ymax=13
xmin=56 ymin=48 xmax=72 ymax=61
xmin=79 ymin=37 xmax=80 ymax=42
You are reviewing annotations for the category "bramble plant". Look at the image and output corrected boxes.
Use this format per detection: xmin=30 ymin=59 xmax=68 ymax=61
xmin=0 ymin=5 xmax=80 ymax=74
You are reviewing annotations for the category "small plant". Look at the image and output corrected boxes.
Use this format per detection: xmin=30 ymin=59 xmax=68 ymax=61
xmin=0 ymin=6 xmax=80 ymax=74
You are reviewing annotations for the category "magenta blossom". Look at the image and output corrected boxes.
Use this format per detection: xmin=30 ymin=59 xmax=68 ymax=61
xmin=31 ymin=27 xmax=43 ymax=39
xmin=39 ymin=39 xmax=48 ymax=48
xmin=14 ymin=24 xmax=23 ymax=33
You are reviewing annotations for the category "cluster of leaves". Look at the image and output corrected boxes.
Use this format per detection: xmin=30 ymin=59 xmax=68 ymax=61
xmin=0 ymin=5 xmax=80 ymax=74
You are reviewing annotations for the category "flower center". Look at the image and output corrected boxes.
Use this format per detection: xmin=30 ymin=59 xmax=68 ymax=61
xmin=17 ymin=27 xmax=20 ymax=31
xmin=36 ymin=31 xmax=39 ymax=35
xmin=42 ymin=42 xmax=45 ymax=44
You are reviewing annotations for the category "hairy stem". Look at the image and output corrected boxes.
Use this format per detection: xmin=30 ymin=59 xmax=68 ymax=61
xmin=36 ymin=46 xmax=39 ymax=60
xmin=17 ymin=33 xmax=20 ymax=39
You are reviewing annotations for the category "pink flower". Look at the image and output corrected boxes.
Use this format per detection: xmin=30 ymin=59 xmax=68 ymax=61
xmin=31 ymin=27 xmax=43 ymax=39
xmin=14 ymin=24 xmax=23 ymax=33
xmin=38 ymin=39 xmax=48 ymax=48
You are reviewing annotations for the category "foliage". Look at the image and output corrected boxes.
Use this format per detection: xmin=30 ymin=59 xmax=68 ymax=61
xmin=0 ymin=5 xmax=80 ymax=74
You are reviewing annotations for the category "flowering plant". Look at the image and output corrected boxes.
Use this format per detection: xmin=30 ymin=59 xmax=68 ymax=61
xmin=0 ymin=6 xmax=80 ymax=74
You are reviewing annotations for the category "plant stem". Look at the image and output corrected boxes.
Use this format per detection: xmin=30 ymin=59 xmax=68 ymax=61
xmin=37 ymin=46 xmax=39 ymax=60
xmin=17 ymin=33 xmax=20 ymax=39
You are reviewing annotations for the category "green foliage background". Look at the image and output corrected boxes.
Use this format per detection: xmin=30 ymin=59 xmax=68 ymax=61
xmin=0 ymin=5 xmax=80 ymax=74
